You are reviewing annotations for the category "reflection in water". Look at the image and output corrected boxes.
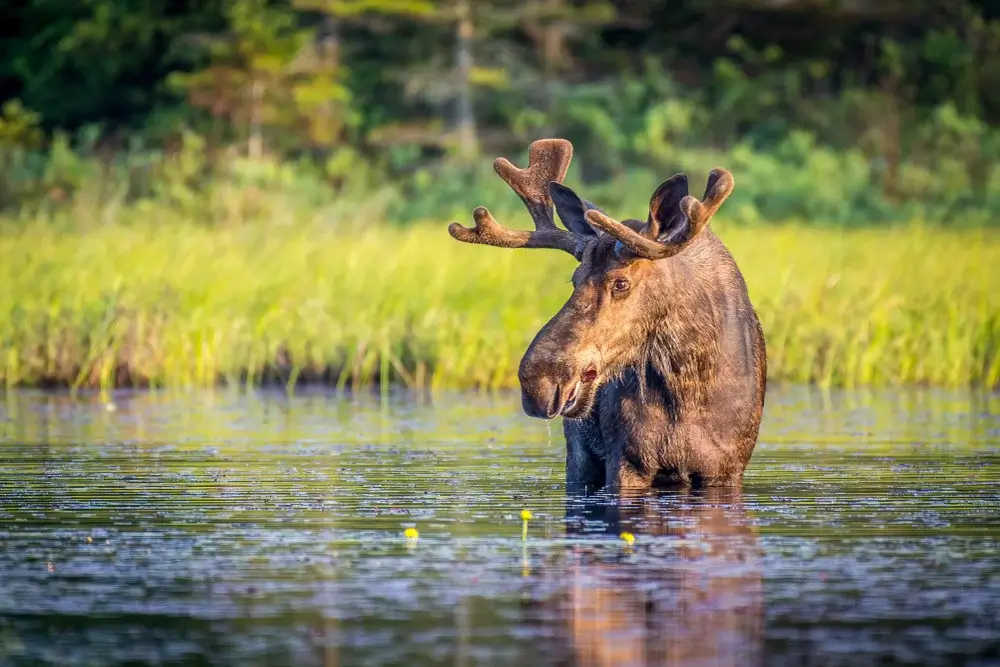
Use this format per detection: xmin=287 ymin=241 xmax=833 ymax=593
xmin=530 ymin=489 xmax=762 ymax=667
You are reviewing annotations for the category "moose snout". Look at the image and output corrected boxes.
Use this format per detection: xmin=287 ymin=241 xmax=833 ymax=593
xmin=519 ymin=374 xmax=569 ymax=419
xmin=519 ymin=344 xmax=574 ymax=419
xmin=518 ymin=346 xmax=598 ymax=420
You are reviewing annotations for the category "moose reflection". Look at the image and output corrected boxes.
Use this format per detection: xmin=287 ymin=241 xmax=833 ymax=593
xmin=524 ymin=488 xmax=763 ymax=667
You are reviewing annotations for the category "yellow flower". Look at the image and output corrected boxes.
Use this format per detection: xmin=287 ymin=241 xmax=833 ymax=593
xmin=619 ymin=532 xmax=635 ymax=546
xmin=404 ymin=528 xmax=419 ymax=539
xmin=520 ymin=510 xmax=533 ymax=521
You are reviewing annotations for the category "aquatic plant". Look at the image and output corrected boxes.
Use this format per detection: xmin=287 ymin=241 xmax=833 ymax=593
xmin=521 ymin=509 xmax=533 ymax=541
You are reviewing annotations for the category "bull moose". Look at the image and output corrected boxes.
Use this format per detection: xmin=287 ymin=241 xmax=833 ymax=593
xmin=447 ymin=139 xmax=766 ymax=490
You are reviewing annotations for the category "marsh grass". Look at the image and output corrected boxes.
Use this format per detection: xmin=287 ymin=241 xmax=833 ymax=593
xmin=1 ymin=210 xmax=998 ymax=393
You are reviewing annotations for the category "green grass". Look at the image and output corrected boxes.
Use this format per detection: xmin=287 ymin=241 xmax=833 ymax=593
xmin=1 ymin=211 xmax=998 ymax=393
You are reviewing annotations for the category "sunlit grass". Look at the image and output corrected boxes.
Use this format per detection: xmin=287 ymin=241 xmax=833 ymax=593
xmin=1 ymin=211 xmax=998 ymax=392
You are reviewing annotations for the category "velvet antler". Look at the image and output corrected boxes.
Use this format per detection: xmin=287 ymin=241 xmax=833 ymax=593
xmin=448 ymin=139 xmax=589 ymax=259
xmin=583 ymin=169 xmax=734 ymax=260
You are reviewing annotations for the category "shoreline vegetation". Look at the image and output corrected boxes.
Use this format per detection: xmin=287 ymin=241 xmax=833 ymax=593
xmin=2 ymin=205 xmax=998 ymax=394
xmin=5 ymin=0 xmax=1000 ymax=394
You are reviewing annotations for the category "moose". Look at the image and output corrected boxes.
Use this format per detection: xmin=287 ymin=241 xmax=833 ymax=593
xmin=448 ymin=139 xmax=766 ymax=490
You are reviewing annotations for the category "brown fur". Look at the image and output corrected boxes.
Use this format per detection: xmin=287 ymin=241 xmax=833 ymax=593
xmin=448 ymin=139 xmax=767 ymax=490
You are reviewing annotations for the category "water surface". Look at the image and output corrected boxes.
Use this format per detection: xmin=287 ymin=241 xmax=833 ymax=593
xmin=1 ymin=387 xmax=999 ymax=666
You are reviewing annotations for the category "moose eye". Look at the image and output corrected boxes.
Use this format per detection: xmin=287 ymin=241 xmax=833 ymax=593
xmin=612 ymin=278 xmax=630 ymax=294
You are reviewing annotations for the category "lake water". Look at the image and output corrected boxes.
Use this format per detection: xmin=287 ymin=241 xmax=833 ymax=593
xmin=1 ymin=386 xmax=999 ymax=667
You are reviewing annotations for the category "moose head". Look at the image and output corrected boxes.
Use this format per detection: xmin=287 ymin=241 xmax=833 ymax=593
xmin=448 ymin=139 xmax=735 ymax=423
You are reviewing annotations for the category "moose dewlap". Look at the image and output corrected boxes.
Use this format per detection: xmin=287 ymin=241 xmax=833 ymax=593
xmin=447 ymin=139 xmax=767 ymax=490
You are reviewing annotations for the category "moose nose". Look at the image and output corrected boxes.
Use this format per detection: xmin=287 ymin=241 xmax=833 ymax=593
xmin=520 ymin=376 xmax=564 ymax=419
xmin=519 ymin=329 xmax=586 ymax=420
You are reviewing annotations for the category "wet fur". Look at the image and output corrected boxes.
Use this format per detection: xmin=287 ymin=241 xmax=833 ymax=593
xmin=561 ymin=228 xmax=766 ymax=490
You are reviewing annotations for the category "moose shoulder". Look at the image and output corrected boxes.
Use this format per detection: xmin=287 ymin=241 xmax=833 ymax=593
xmin=448 ymin=139 xmax=767 ymax=490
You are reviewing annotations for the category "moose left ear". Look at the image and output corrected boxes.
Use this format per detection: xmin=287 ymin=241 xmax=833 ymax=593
xmin=549 ymin=182 xmax=599 ymax=238
xmin=647 ymin=174 xmax=690 ymax=244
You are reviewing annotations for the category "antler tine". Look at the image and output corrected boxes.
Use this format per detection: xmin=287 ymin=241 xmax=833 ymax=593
xmin=493 ymin=139 xmax=572 ymax=231
xmin=583 ymin=168 xmax=734 ymax=261
xmin=679 ymin=168 xmax=734 ymax=239
xmin=448 ymin=139 xmax=586 ymax=258
xmin=447 ymin=206 xmax=581 ymax=255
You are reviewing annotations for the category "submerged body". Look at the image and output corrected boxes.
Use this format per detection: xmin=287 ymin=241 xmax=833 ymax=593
xmin=448 ymin=138 xmax=767 ymax=490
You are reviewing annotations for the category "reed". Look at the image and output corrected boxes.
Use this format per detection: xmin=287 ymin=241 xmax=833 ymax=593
xmin=1 ymin=210 xmax=997 ymax=392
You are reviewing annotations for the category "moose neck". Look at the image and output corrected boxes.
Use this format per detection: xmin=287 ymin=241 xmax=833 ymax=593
xmin=637 ymin=238 xmax=725 ymax=416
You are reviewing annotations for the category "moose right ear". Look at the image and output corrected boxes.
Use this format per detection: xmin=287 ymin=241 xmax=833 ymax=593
xmin=548 ymin=182 xmax=599 ymax=238
xmin=648 ymin=174 xmax=690 ymax=244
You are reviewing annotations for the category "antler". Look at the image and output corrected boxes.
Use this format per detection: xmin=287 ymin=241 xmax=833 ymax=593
xmin=583 ymin=168 xmax=734 ymax=260
xmin=448 ymin=139 xmax=588 ymax=259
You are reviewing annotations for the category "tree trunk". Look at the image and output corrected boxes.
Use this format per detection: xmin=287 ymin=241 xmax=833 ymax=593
xmin=248 ymin=76 xmax=263 ymax=160
xmin=317 ymin=16 xmax=341 ymax=151
xmin=455 ymin=0 xmax=478 ymax=161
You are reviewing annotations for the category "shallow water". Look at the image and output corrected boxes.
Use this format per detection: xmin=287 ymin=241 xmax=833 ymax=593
xmin=1 ymin=386 xmax=999 ymax=667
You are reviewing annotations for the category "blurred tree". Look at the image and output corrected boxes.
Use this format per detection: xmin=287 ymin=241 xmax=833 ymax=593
xmin=366 ymin=0 xmax=513 ymax=162
xmin=0 ymin=0 xmax=222 ymax=132
xmin=516 ymin=0 xmax=615 ymax=97
xmin=169 ymin=0 xmax=357 ymax=158
xmin=5 ymin=0 xmax=1000 ymax=214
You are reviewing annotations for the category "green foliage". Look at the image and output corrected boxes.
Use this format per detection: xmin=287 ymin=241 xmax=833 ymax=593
xmin=294 ymin=0 xmax=437 ymax=18
xmin=0 ymin=100 xmax=43 ymax=149
xmin=5 ymin=0 xmax=1000 ymax=222
xmin=8 ymin=120 xmax=1000 ymax=226
xmin=0 ymin=100 xmax=46 ymax=209
xmin=1 ymin=1 xmax=221 ymax=129
xmin=167 ymin=0 xmax=357 ymax=156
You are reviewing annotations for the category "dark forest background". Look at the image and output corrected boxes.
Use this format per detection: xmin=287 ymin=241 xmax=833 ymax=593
xmin=5 ymin=0 xmax=1000 ymax=224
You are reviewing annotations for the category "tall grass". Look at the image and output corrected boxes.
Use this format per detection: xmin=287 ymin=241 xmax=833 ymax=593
xmin=1 ymin=208 xmax=998 ymax=393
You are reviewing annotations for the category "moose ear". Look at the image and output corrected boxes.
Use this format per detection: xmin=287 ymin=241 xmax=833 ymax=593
xmin=648 ymin=174 xmax=690 ymax=244
xmin=548 ymin=182 xmax=599 ymax=238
